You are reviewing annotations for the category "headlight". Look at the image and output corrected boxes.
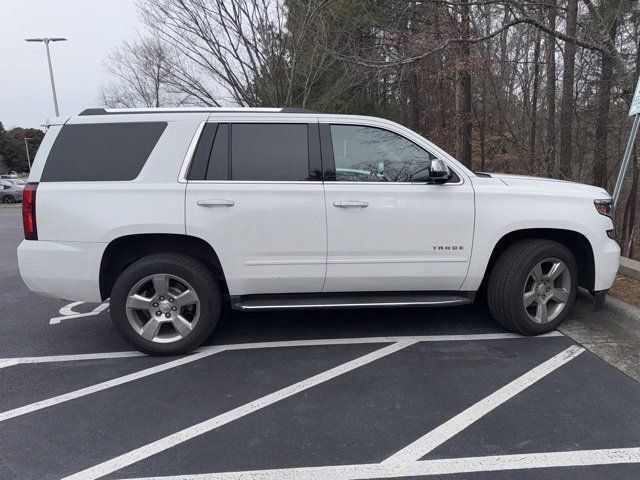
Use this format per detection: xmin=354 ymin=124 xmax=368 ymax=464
xmin=594 ymin=198 xmax=613 ymax=217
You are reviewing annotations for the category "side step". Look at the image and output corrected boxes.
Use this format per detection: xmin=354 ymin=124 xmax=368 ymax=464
xmin=231 ymin=291 xmax=475 ymax=311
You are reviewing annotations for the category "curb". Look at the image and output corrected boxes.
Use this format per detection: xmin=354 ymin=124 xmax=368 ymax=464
xmin=601 ymin=293 xmax=640 ymax=322
xmin=561 ymin=289 xmax=640 ymax=383
xmin=572 ymin=288 xmax=640 ymax=325
xmin=619 ymin=256 xmax=640 ymax=282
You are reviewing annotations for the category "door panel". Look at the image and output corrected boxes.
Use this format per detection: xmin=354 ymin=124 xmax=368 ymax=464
xmin=323 ymin=183 xmax=474 ymax=292
xmin=186 ymin=182 xmax=326 ymax=296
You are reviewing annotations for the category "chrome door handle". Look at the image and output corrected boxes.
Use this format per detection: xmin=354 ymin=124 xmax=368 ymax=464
xmin=333 ymin=200 xmax=369 ymax=208
xmin=197 ymin=199 xmax=235 ymax=207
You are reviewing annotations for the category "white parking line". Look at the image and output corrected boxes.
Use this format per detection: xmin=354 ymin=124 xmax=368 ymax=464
xmin=0 ymin=333 xmax=565 ymax=422
xmin=0 ymin=331 xmax=563 ymax=369
xmin=0 ymin=347 xmax=227 ymax=422
xmin=63 ymin=341 xmax=419 ymax=480
xmin=383 ymin=345 xmax=585 ymax=464
xmin=116 ymin=447 xmax=640 ymax=479
xmin=1 ymin=351 xmax=147 ymax=367
xmin=63 ymin=340 xmax=582 ymax=480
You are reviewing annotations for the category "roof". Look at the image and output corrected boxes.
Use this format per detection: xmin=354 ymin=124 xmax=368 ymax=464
xmin=79 ymin=107 xmax=316 ymax=116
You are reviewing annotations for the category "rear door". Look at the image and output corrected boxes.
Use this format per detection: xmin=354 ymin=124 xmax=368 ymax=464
xmin=185 ymin=117 xmax=327 ymax=296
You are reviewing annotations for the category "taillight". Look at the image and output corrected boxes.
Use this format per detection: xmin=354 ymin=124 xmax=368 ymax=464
xmin=22 ymin=183 xmax=38 ymax=240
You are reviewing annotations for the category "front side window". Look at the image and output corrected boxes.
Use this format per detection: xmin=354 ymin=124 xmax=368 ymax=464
xmin=330 ymin=125 xmax=436 ymax=182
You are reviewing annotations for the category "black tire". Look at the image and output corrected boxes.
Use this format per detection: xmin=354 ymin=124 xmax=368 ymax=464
xmin=2 ymin=195 xmax=15 ymax=204
xmin=110 ymin=253 xmax=221 ymax=355
xmin=487 ymin=239 xmax=578 ymax=335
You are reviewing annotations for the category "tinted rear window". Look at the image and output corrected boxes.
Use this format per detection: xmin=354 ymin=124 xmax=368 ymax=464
xmin=41 ymin=122 xmax=166 ymax=182
xmin=231 ymin=124 xmax=309 ymax=181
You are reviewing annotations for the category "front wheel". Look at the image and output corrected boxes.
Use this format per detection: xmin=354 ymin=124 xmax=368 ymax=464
xmin=2 ymin=195 xmax=15 ymax=204
xmin=110 ymin=253 xmax=221 ymax=355
xmin=487 ymin=239 xmax=578 ymax=335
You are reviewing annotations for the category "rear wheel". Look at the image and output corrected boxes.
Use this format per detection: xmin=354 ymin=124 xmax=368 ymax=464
xmin=110 ymin=253 xmax=221 ymax=355
xmin=487 ymin=239 xmax=577 ymax=335
xmin=2 ymin=195 xmax=15 ymax=204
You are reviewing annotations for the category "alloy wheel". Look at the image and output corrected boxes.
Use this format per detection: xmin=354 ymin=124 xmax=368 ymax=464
xmin=125 ymin=273 xmax=200 ymax=343
xmin=522 ymin=257 xmax=571 ymax=324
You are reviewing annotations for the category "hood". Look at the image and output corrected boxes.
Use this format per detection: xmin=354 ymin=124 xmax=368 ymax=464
xmin=487 ymin=173 xmax=610 ymax=198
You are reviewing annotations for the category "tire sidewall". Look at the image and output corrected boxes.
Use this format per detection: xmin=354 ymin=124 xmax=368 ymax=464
xmin=506 ymin=242 xmax=578 ymax=335
xmin=110 ymin=255 xmax=220 ymax=355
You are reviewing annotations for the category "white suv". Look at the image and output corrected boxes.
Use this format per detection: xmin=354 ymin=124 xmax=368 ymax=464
xmin=18 ymin=107 xmax=620 ymax=354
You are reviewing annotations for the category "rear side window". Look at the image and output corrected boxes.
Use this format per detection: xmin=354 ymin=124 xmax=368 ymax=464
xmin=41 ymin=122 xmax=166 ymax=182
xmin=206 ymin=124 xmax=230 ymax=181
xmin=231 ymin=124 xmax=309 ymax=181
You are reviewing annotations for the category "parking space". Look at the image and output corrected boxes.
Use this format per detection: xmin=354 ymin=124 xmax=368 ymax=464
xmin=1 ymin=209 xmax=640 ymax=480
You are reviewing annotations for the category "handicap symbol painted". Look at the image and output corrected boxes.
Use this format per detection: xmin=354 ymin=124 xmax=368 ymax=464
xmin=49 ymin=301 xmax=110 ymax=325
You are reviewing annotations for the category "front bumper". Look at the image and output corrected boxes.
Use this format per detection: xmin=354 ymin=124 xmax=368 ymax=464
xmin=593 ymin=236 xmax=620 ymax=291
xmin=17 ymin=240 xmax=105 ymax=302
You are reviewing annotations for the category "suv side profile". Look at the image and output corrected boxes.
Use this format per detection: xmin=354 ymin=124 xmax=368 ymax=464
xmin=18 ymin=107 xmax=620 ymax=354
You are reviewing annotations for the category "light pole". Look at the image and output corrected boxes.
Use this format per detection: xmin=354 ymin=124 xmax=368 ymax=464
xmin=25 ymin=37 xmax=67 ymax=117
xmin=24 ymin=137 xmax=32 ymax=171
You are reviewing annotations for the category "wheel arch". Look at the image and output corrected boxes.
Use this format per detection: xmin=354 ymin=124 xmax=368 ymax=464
xmin=99 ymin=233 xmax=228 ymax=301
xmin=481 ymin=228 xmax=595 ymax=292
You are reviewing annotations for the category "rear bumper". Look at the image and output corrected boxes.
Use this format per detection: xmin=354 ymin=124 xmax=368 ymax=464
xmin=17 ymin=240 xmax=105 ymax=302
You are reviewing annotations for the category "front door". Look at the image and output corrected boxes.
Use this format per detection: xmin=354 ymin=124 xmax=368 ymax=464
xmin=322 ymin=123 xmax=475 ymax=292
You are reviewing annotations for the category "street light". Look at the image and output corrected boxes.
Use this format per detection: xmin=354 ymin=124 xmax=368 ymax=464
xmin=25 ymin=37 xmax=67 ymax=117
xmin=24 ymin=137 xmax=32 ymax=171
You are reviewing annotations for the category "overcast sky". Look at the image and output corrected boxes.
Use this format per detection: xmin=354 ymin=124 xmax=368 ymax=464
xmin=0 ymin=0 xmax=142 ymax=129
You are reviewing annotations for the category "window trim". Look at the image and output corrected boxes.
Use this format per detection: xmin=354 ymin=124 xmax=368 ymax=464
xmin=179 ymin=121 xmax=323 ymax=183
xmin=178 ymin=121 xmax=206 ymax=183
xmin=320 ymin=123 xmax=464 ymax=186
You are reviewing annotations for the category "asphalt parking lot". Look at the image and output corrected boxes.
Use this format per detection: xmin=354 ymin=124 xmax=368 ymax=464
xmin=1 ymin=207 xmax=640 ymax=480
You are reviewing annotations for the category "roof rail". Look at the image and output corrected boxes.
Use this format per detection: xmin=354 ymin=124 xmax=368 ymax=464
xmin=79 ymin=107 xmax=316 ymax=116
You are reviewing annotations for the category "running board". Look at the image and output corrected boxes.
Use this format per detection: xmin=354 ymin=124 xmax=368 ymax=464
xmin=231 ymin=292 xmax=475 ymax=311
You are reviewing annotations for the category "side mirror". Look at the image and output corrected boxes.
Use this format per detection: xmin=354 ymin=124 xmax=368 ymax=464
xmin=427 ymin=159 xmax=452 ymax=184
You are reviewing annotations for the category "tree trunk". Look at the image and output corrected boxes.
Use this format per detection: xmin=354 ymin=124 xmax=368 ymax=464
xmin=455 ymin=0 xmax=473 ymax=168
xmin=622 ymin=33 xmax=640 ymax=254
xmin=530 ymin=30 xmax=542 ymax=169
xmin=592 ymin=9 xmax=619 ymax=189
xmin=559 ymin=0 xmax=578 ymax=179
xmin=545 ymin=0 xmax=557 ymax=169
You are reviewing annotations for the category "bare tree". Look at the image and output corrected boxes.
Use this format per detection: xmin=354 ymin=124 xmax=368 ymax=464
xmin=592 ymin=0 xmax=620 ymax=189
xmin=559 ymin=0 xmax=579 ymax=179
xmin=530 ymin=27 xmax=542 ymax=167
xmin=455 ymin=0 xmax=473 ymax=168
xmin=545 ymin=0 xmax=557 ymax=169
xmin=100 ymin=37 xmax=183 ymax=108
xmin=136 ymin=0 xmax=333 ymax=107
